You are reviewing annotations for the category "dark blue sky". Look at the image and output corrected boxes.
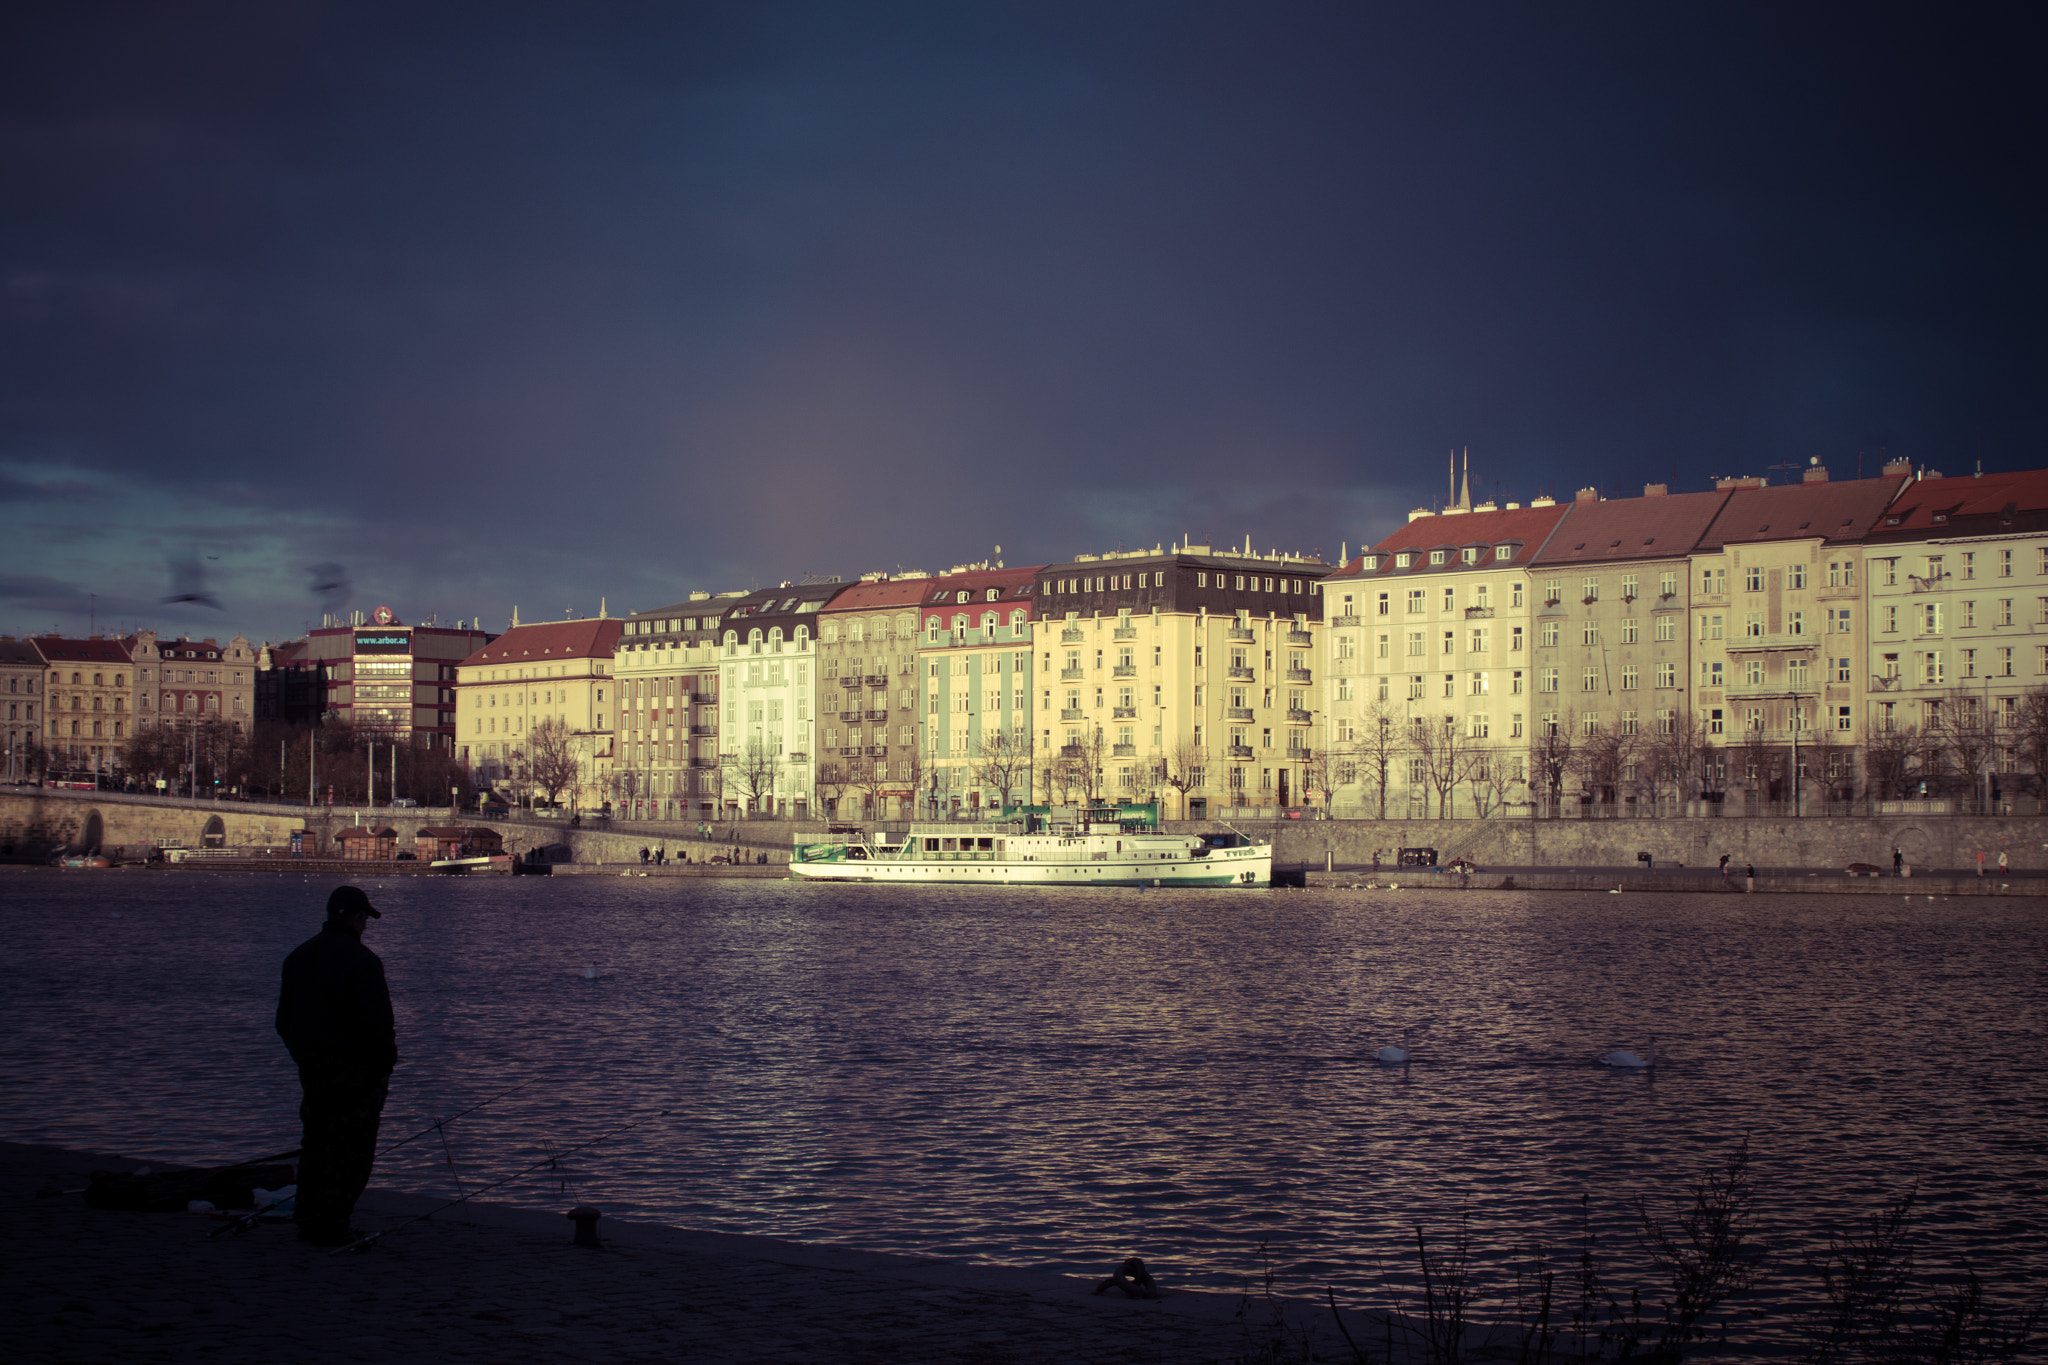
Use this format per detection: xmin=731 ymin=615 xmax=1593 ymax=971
xmin=4 ymin=2 xmax=2042 ymax=644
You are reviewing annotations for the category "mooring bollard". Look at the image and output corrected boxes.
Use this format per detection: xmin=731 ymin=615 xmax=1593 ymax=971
xmin=566 ymin=1205 xmax=603 ymax=1248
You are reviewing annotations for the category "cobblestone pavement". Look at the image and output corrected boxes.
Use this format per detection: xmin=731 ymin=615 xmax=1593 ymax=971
xmin=4 ymin=1144 xmax=1306 ymax=1365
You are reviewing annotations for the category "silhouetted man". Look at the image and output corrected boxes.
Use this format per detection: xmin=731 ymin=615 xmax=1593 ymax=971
xmin=276 ymin=886 xmax=396 ymax=1246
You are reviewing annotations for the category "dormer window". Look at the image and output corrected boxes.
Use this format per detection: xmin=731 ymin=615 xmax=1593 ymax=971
xmin=1361 ymin=555 xmax=1380 ymax=571
xmin=1429 ymin=550 xmax=1447 ymax=565
xmin=956 ymin=590 xmax=971 ymax=604
xmin=1460 ymin=547 xmax=1480 ymax=565
xmin=986 ymin=588 xmax=1000 ymax=601
xmin=1494 ymin=544 xmax=1512 ymax=559
xmin=1395 ymin=552 xmax=1414 ymax=569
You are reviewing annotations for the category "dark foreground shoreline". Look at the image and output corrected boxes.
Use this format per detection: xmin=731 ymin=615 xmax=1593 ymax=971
xmin=1 ymin=1141 xmax=1267 ymax=1365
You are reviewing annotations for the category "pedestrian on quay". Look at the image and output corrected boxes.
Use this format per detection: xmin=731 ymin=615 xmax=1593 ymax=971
xmin=275 ymin=886 xmax=396 ymax=1246
xmin=1719 ymin=853 xmax=1730 ymax=878
xmin=1998 ymin=849 xmax=2009 ymax=875
xmin=1976 ymin=848 xmax=1985 ymax=877
xmin=1745 ymin=862 xmax=1756 ymax=893
xmin=1893 ymin=846 xmax=1903 ymax=876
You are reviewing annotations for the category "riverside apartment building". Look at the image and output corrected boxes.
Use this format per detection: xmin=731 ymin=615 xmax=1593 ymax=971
xmin=1030 ymin=545 xmax=1333 ymax=817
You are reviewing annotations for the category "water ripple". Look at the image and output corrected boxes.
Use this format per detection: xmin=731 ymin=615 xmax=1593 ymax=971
xmin=2 ymin=871 xmax=2044 ymax=1358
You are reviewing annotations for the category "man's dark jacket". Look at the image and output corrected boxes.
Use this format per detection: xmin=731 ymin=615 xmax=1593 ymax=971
xmin=275 ymin=923 xmax=397 ymax=1073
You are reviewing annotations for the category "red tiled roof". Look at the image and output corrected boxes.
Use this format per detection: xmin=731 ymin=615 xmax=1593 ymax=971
xmin=1696 ymin=475 xmax=1908 ymax=550
xmin=461 ymin=618 xmax=623 ymax=667
xmin=1535 ymin=489 xmax=1733 ymax=565
xmin=1864 ymin=468 xmax=2048 ymax=539
xmin=819 ymin=577 xmax=944 ymax=612
xmin=33 ymin=636 xmax=133 ymax=664
xmin=1347 ymin=503 xmax=1571 ymax=580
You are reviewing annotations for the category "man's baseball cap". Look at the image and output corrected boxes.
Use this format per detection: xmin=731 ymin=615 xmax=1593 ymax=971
xmin=326 ymin=885 xmax=382 ymax=919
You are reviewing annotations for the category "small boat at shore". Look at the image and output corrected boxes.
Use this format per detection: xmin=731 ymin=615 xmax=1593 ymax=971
xmin=790 ymin=803 xmax=1272 ymax=888
xmin=430 ymin=853 xmax=515 ymax=876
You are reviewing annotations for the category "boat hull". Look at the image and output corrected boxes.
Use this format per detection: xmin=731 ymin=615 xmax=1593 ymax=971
xmin=789 ymin=831 xmax=1271 ymax=888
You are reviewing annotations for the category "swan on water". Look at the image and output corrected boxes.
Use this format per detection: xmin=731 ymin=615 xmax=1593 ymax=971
xmin=1376 ymin=1028 xmax=1412 ymax=1065
xmin=1600 ymin=1035 xmax=1655 ymax=1069
xmin=583 ymin=965 xmax=599 ymax=980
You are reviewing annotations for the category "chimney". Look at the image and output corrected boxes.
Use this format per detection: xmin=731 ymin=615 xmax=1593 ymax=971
xmin=1575 ymin=487 xmax=1600 ymax=502
xmin=1642 ymin=483 xmax=1668 ymax=497
xmin=1802 ymin=466 xmax=1829 ymax=483
xmin=1714 ymin=475 xmax=1767 ymax=490
xmin=1882 ymin=456 xmax=1913 ymax=478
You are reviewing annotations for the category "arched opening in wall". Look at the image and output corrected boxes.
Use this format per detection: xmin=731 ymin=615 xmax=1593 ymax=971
xmin=81 ymin=809 xmax=104 ymax=853
xmin=203 ymin=815 xmax=226 ymax=849
xmin=1890 ymin=824 xmax=1927 ymax=871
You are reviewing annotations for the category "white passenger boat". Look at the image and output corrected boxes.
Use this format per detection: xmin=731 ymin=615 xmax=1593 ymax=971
xmin=789 ymin=804 xmax=1272 ymax=887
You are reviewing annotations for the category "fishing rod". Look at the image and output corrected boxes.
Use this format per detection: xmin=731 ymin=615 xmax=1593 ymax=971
xmin=335 ymin=1107 xmax=675 ymax=1255
xmin=209 ymin=1078 xmax=538 ymax=1239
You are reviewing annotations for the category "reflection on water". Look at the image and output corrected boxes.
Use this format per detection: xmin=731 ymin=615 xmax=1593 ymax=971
xmin=3 ymin=870 xmax=2044 ymax=1355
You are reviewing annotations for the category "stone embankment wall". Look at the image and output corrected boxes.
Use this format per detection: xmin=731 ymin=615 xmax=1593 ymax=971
xmin=1241 ymin=815 xmax=2048 ymax=871
xmin=9 ymin=789 xmax=2047 ymax=874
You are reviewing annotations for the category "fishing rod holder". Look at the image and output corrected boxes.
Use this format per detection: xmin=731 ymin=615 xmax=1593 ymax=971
xmin=566 ymin=1205 xmax=603 ymax=1248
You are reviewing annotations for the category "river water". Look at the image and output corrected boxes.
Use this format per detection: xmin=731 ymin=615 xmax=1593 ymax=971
xmin=3 ymin=869 xmax=2043 ymax=1357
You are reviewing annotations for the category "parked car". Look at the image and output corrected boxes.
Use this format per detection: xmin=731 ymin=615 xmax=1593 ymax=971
xmin=481 ymin=802 xmax=509 ymax=818
xmin=532 ymin=805 xmax=565 ymax=819
xmin=389 ymin=797 xmax=419 ymax=809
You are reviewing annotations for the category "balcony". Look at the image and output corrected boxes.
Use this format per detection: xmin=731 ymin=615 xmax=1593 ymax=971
xmin=1464 ymin=606 xmax=1494 ymax=619
xmin=1286 ymin=667 xmax=1313 ymax=683
xmin=1061 ymin=627 xmax=1085 ymax=643
xmin=1330 ymin=613 xmax=1362 ymax=627
xmin=1287 ymin=629 xmax=1313 ymax=646
xmin=1061 ymin=744 xmax=1086 ymax=758
xmin=1227 ymin=706 xmax=1254 ymax=720
xmin=840 ymin=676 xmax=863 ymax=688
xmin=1725 ymin=634 xmax=1821 ymax=653
xmin=1287 ymin=747 xmax=1313 ymax=761
xmin=866 ymin=745 xmax=888 ymax=757
xmin=1227 ymin=744 xmax=1254 ymax=758
xmin=1112 ymin=743 xmax=1137 ymax=757
xmin=1113 ymin=626 xmax=1137 ymax=640
xmin=1061 ymin=707 xmax=1085 ymax=721
xmin=691 ymin=724 xmax=717 ymax=736
xmin=864 ymin=710 xmax=889 ymax=722
xmin=786 ymin=752 xmax=808 ymax=764
xmin=1111 ymin=664 xmax=1136 ymax=678
xmin=1112 ymin=706 xmax=1137 ymax=719
xmin=1227 ymin=665 xmax=1256 ymax=680
xmin=839 ymin=710 xmax=862 ymax=723
xmin=839 ymin=746 xmax=861 ymax=756
xmin=1060 ymin=667 xmax=1085 ymax=680
xmin=864 ymin=675 xmax=888 ymax=687
xmin=689 ymin=757 xmax=717 ymax=768
xmin=1287 ymin=708 xmax=1313 ymax=723
xmin=1227 ymin=626 xmax=1256 ymax=641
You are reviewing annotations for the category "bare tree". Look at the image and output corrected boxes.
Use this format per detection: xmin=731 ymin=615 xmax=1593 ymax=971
xmin=1159 ymin=735 xmax=1209 ymax=819
xmin=1528 ymin=707 xmax=1578 ymax=816
xmin=814 ymin=759 xmax=849 ymax=821
xmin=1296 ymin=740 xmax=1334 ymax=814
xmin=1579 ymin=723 xmax=1641 ymax=815
xmin=721 ymin=737 xmax=778 ymax=817
xmin=1926 ymin=688 xmax=2000 ymax=812
xmin=1350 ymin=699 xmax=1404 ymax=819
xmin=1649 ymin=705 xmax=1710 ymax=809
xmin=1470 ymin=746 xmax=1521 ymax=817
xmin=1410 ymin=714 xmax=1476 ymax=819
xmin=498 ymin=747 xmax=533 ymax=809
xmin=1862 ymin=719 xmax=1924 ymax=802
xmin=526 ymin=718 xmax=581 ymax=808
xmin=971 ymin=728 xmax=1033 ymax=810
xmin=2016 ymin=685 xmax=2048 ymax=799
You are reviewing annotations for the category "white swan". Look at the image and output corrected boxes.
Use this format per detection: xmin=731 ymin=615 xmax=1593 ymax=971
xmin=1376 ymin=1029 xmax=1412 ymax=1065
xmin=1600 ymin=1035 xmax=1656 ymax=1069
xmin=583 ymin=965 xmax=599 ymax=980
